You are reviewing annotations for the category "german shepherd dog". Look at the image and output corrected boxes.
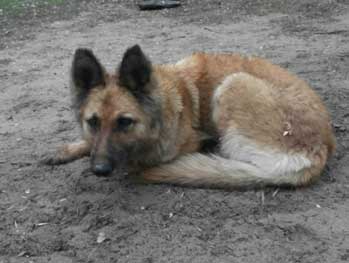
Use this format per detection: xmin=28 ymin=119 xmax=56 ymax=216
xmin=43 ymin=45 xmax=335 ymax=188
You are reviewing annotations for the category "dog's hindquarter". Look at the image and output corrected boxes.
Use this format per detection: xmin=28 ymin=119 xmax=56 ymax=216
xmin=214 ymin=72 xmax=333 ymax=185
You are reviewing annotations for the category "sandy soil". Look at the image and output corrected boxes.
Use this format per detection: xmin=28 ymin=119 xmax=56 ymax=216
xmin=1 ymin=0 xmax=349 ymax=262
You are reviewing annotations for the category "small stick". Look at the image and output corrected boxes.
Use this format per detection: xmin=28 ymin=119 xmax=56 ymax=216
xmin=272 ymin=188 xmax=280 ymax=198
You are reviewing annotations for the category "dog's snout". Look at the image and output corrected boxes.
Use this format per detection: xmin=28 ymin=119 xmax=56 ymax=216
xmin=92 ymin=162 xmax=113 ymax=176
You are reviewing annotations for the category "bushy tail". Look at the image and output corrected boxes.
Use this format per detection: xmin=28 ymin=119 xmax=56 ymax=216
xmin=142 ymin=153 xmax=306 ymax=189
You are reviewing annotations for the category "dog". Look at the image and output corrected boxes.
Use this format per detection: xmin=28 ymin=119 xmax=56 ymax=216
xmin=43 ymin=44 xmax=335 ymax=189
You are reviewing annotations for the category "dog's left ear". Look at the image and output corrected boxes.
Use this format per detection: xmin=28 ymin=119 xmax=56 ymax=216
xmin=119 ymin=45 xmax=152 ymax=96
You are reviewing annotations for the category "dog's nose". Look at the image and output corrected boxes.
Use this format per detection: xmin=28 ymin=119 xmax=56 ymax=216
xmin=92 ymin=163 xmax=113 ymax=176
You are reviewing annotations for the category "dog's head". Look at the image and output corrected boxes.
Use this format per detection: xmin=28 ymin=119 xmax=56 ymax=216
xmin=71 ymin=45 xmax=162 ymax=176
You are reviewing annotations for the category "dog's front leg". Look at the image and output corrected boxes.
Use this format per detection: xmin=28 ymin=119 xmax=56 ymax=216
xmin=41 ymin=140 xmax=90 ymax=165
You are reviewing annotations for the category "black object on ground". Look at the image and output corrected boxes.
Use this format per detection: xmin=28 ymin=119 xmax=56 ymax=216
xmin=138 ymin=0 xmax=181 ymax=11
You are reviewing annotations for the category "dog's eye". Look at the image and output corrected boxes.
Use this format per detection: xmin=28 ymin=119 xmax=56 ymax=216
xmin=116 ymin=117 xmax=134 ymax=131
xmin=86 ymin=115 xmax=100 ymax=131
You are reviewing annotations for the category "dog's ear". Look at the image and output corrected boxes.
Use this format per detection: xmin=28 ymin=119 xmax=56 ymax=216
xmin=119 ymin=45 xmax=152 ymax=97
xmin=71 ymin=48 xmax=105 ymax=105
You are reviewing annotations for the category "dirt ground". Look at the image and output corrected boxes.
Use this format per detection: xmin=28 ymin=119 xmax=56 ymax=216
xmin=1 ymin=0 xmax=349 ymax=262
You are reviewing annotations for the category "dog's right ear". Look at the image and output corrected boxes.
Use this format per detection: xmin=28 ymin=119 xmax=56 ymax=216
xmin=71 ymin=48 xmax=105 ymax=105
xmin=118 ymin=45 xmax=152 ymax=97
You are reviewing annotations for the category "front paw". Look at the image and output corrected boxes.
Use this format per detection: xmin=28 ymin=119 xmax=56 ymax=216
xmin=40 ymin=149 xmax=71 ymax=166
xmin=40 ymin=141 xmax=90 ymax=166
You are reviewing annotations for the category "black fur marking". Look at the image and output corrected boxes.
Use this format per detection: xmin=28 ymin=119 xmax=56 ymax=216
xmin=200 ymin=137 xmax=219 ymax=153
xmin=119 ymin=45 xmax=152 ymax=97
xmin=107 ymin=139 xmax=156 ymax=170
xmin=71 ymin=48 xmax=104 ymax=108
xmin=113 ymin=116 xmax=135 ymax=133
xmin=138 ymin=94 xmax=162 ymax=130
xmin=106 ymin=141 xmax=130 ymax=174
xmin=86 ymin=114 xmax=100 ymax=133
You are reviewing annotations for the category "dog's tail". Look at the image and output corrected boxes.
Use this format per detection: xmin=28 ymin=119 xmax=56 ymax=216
xmin=141 ymin=153 xmax=320 ymax=189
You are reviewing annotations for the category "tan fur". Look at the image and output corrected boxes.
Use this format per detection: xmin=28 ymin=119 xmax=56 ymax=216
xmin=42 ymin=140 xmax=90 ymax=165
xmin=142 ymin=53 xmax=335 ymax=188
xmin=44 ymin=48 xmax=335 ymax=189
